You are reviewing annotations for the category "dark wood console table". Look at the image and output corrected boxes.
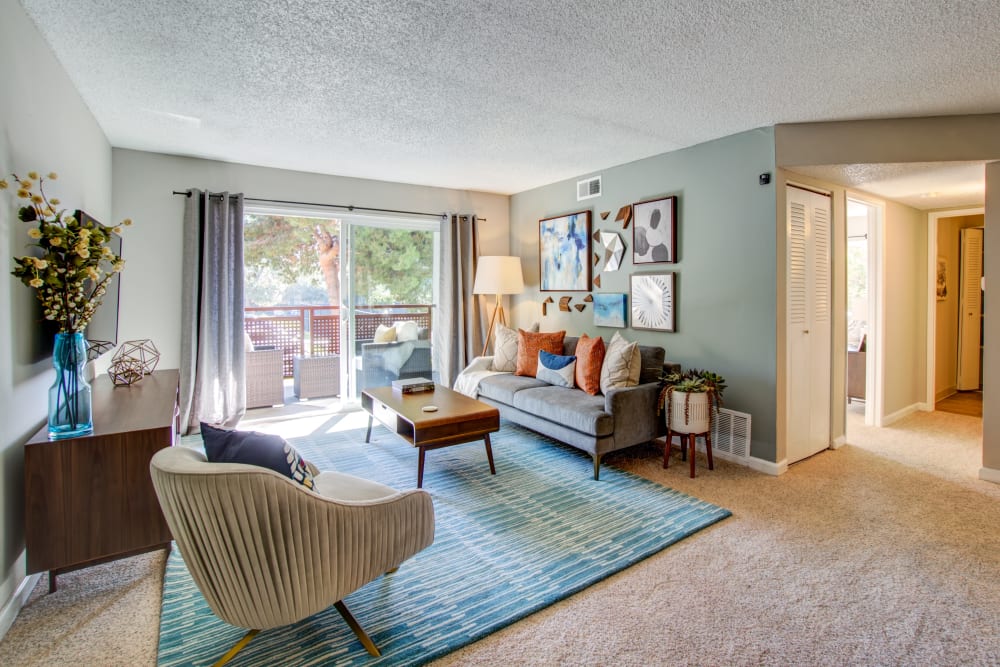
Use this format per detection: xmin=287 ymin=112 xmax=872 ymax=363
xmin=25 ymin=369 xmax=179 ymax=592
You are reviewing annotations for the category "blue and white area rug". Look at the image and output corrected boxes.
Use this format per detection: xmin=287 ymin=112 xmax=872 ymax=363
xmin=158 ymin=422 xmax=731 ymax=666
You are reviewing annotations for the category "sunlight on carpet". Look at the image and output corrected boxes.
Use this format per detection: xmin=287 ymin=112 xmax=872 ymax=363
xmin=158 ymin=422 xmax=730 ymax=666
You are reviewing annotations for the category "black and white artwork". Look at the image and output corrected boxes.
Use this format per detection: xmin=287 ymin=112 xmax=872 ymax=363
xmin=632 ymin=196 xmax=677 ymax=264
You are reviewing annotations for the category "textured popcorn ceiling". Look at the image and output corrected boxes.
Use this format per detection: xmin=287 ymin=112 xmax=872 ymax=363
xmin=18 ymin=0 xmax=1000 ymax=195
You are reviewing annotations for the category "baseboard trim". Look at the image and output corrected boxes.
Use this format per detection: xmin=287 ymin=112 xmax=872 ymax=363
xmin=882 ymin=403 xmax=922 ymax=426
xmin=830 ymin=435 xmax=847 ymax=450
xmin=0 ymin=572 xmax=41 ymax=642
xmin=747 ymin=456 xmax=787 ymax=476
xmin=979 ymin=467 xmax=1000 ymax=485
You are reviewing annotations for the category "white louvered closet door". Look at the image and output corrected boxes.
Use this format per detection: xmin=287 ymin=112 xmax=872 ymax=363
xmin=957 ymin=227 xmax=984 ymax=390
xmin=786 ymin=186 xmax=832 ymax=464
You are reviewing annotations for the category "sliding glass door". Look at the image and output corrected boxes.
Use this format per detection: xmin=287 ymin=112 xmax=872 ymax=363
xmin=344 ymin=219 xmax=438 ymax=400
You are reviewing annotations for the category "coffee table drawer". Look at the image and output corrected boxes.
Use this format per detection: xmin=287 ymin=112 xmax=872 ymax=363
xmin=371 ymin=398 xmax=415 ymax=440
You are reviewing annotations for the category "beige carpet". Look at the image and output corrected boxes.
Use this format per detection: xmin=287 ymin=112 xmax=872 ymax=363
xmin=2 ymin=408 xmax=997 ymax=666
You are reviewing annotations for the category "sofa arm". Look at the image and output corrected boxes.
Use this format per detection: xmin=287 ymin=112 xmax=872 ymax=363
xmin=462 ymin=356 xmax=494 ymax=374
xmin=605 ymin=382 xmax=661 ymax=445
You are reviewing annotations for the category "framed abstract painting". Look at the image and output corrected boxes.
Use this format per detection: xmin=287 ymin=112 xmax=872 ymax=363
xmin=632 ymin=195 xmax=677 ymax=264
xmin=539 ymin=210 xmax=591 ymax=291
xmin=630 ymin=272 xmax=675 ymax=332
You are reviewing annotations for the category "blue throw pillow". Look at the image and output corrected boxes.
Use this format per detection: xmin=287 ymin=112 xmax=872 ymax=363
xmin=200 ymin=422 xmax=315 ymax=490
xmin=536 ymin=350 xmax=576 ymax=388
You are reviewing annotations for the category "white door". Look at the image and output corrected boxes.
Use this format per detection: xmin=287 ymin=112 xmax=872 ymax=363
xmin=957 ymin=227 xmax=984 ymax=390
xmin=786 ymin=185 xmax=832 ymax=464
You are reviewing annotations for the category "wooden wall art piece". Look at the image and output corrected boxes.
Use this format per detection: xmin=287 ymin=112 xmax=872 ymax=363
xmin=600 ymin=211 xmax=610 ymax=220
xmin=594 ymin=275 xmax=602 ymax=288
xmin=632 ymin=195 xmax=677 ymax=264
xmin=575 ymin=304 xmax=586 ymax=312
xmin=539 ymin=210 xmax=592 ymax=291
xmin=594 ymin=252 xmax=600 ymax=266
xmin=559 ymin=296 xmax=572 ymax=312
xmin=584 ymin=294 xmax=593 ymax=302
xmin=615 ymin=205 xmax=632 ymax=229
xmin=542 ymin=296 xmax=554 ymax=316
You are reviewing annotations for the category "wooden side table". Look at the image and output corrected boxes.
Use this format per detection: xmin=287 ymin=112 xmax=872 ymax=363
xmin=293 ymin=355 xmax=340 ymax=399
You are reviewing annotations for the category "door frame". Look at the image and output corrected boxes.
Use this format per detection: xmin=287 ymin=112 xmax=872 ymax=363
xmin=926 ymin=207 xmax=986 ymax=408
xmin=844 ymin=193 xmax=886 ymax=426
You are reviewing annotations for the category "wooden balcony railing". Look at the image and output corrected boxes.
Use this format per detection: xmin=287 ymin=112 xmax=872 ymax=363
xmin=244 ymin=304 xmax=432 ymax=376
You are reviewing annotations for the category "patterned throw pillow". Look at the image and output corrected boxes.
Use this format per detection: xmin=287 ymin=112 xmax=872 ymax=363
xmin=600 ymin=331 xmax=641 ymax=394
xmin=200 ymin=422 xmax=315 ymax=489
xmin=515 ymin=329 xmax=566 ymax=377
xmin=574 ymin=333 xmax=606 ymax=395
xmin=373 ymin=324 xmax=396 ymax=343
xmin=492 ymin=323 xmax=519 ymax=372
xmin=536 ymin=350 xmax=577 ymax=388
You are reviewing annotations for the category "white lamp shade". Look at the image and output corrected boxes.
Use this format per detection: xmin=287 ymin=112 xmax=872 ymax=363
xmin=473 ymin=256 xmax=525 ymax=295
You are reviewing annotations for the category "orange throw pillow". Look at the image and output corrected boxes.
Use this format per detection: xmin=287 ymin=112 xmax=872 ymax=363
xmin=574 ymin=334 xmax=606 ymax=395
xmin=516 ymin=329 xmax=566 ymax=377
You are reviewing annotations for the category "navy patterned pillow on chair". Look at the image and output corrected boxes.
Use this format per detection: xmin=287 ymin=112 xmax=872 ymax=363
xmin=200 ymin=422 xmax=315 ymax=489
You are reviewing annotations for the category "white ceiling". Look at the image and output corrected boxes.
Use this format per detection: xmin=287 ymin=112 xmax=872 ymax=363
xmin=19 ymin=1 xmax=1000 ymax=197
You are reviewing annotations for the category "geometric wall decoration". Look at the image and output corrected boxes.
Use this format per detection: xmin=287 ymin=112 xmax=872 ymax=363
xmin=598 ymin=232 xmax=625 ymax=272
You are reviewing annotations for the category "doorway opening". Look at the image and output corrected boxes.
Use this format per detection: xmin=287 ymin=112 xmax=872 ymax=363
xmin=844 ymin=197 xmax=881 ymax=428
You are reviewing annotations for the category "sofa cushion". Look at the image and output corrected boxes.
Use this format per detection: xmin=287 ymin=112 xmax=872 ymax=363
xmin=516 ymin=329 xmax=565 ymax=377
xmin=478 ymin=373 xmax=547 ymax=405
xmin=374 ymin=324 xmax=396 ymax=343
xmin=393 ymin=320 xmax=419 ymax=341
xmin=638 ymin=344 xmax=666 ymax=384
xmin=512 ymin=386 xmax=613 ymax=437
xmin=536 ymin=350 xmax=576 ymax=388
xmin=600 ymin=331 xmax=641 ymax=393
xmin=574 ymin=334 xmax=605 ymax=395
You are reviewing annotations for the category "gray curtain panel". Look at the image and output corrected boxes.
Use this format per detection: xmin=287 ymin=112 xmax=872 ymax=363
xmin=435 ymin=214 xmax=482 ymax=388
xmin=179 ymin=189 xmax=246 ymax=434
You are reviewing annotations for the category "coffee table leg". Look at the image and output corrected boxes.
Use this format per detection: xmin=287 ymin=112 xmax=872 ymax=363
xmin=484 ymin=433 xmax=496 ymax=475
xmin=365 ymin=415 xmax=373 ymax=443
xmin=417 ymin=447 xmax=425 ymax=488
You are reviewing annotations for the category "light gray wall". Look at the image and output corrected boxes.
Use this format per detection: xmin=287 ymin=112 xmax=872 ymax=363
xmin=111 ymin=149 xmax=511 ymax=371
xmin=882 ymin=200 xmax=928 ymax=417
xmin=0 ymin=0 xmax=112 ymax=627
xmin=509 ymin=128 xmax=778 ymax=461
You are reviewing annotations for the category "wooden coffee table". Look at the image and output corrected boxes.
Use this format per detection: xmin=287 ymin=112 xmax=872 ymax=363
xmin=361 ymin=385 xmax=501 ymax=488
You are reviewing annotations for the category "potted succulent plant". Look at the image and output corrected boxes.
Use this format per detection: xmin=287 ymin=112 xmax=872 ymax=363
xmin=657 ymin=368 xmax=727 ymax=434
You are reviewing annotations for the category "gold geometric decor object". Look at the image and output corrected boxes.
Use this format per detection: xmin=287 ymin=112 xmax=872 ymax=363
xmin=108 ymin=339 xmax=160 ymax=386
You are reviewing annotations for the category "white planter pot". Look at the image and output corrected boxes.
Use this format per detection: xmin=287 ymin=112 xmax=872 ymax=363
xmin=668 ymin=391 xmax=711 ymax=434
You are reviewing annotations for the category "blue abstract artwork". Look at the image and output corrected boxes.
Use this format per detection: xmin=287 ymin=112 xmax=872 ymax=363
xmin=593 ymin=293 xmax=627 ymax=328
xmin=539 ymin=210 xmax=591 ymax=291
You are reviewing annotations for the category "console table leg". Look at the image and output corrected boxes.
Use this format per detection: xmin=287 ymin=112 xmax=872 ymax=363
xmin=365 ymin=415 xmax=373 ymax=443
xmin=484 ymin=433 xmax=496 ymax=475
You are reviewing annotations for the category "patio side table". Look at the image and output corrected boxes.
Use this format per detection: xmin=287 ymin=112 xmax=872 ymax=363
xmin=293 ymin=355 xmax=340 ymax=399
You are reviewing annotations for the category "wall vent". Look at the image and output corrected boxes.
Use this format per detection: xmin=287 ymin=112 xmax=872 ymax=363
xmin=577 ymin=176 xmax=602 ymax=201
xmin=710 ymin=408 xmax=752 ymax=461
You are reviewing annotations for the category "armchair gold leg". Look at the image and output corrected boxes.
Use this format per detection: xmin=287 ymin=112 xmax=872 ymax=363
xmin=213 ymin=628 xmax=260 ymax=667
xmin=386 ymin=566 xmax=399 ymax=574
xmin=334 ymin=600 xmax=381 ymax=657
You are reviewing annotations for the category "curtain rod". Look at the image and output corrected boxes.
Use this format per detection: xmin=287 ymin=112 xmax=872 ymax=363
xmin=171 ymin=190 xmax=449 ymax=219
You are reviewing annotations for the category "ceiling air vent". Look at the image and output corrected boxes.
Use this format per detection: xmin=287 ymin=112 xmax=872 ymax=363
xmin=577 ymin=176 xmax=602 ymax=201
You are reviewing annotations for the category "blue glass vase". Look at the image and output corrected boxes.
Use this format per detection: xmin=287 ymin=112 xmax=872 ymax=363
xmin=48 ymin=332 xmax=93 ymax=439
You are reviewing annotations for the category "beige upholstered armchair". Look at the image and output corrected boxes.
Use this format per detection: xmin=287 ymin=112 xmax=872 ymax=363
xmin=150 ymin=447 xmax=435 ymax=664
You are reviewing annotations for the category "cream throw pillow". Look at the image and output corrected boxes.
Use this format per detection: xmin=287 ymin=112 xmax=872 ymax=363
xmin=373 ymin=323 xmax=397 ymax=343
xmin=600 ymin=331 xmax=641 ymax=394
xmin=393 ymin=320 xmax=419 ymax=342
xmin=492 ymin=323 xmax=519 ymax=372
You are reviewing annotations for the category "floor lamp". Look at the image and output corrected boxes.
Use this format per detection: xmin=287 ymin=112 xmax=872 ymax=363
xmin=473 ymin=256 xmax=525 ymax=356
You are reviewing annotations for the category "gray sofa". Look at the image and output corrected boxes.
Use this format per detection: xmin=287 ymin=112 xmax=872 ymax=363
xmin=472 ymin=336 xmax=674 ymax=480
